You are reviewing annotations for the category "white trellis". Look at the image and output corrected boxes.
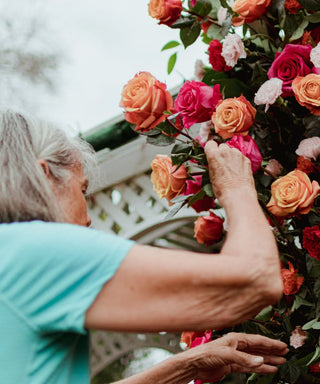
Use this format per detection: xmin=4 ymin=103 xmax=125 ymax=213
xmin=87 ymin=129 xmax=218 ymax=378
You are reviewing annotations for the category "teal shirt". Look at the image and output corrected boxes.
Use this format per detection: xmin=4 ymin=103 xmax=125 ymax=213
xmin=0 ymin=221 xmax=134 ymax=383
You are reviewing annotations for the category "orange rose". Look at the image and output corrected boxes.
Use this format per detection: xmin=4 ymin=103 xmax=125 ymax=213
xmin=281 ymin=262 xmax=304 ymax=296
xmin=292 ymin=74 xmax=320 ymax=116
xmin=211 ymin=95 xmax=256 ymax=139
xmin=148 ymin=0 xmax=182 ymax=26
xmin=194 ymin=212 xmax=224 ymax=246
xmin=120 ymin=72 xmax=173 ymax=133
xmin=232 ymin=0 xmax=271 ymax=27
xmin=267 ymin=169 xmax=320 ymax=217
xmin=151 ymin=155 xmax=187 ymax=204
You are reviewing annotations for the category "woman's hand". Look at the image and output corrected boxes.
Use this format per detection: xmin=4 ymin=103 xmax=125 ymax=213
xmin=186 ymin=332 xmax=288 ymax=382
xmin=204 ymin=140 xmax=256 ymax=207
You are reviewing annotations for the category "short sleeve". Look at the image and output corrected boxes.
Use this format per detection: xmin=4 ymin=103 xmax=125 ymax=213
xmin=0 ymin=221 xmax=134 ymax=334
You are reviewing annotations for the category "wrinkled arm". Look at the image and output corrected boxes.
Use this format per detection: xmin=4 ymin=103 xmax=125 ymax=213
xmin=85 ymin=141 xmax=282 ymax=332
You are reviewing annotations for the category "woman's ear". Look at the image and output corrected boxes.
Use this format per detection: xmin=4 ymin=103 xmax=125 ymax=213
xmin=38 ymin=159 xmax=51 ymax=177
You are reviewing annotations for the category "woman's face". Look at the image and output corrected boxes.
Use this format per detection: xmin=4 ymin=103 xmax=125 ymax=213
xmin=52 ymin=164 xmax=91 ymax=227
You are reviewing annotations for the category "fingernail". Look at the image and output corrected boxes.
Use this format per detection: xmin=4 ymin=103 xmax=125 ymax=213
xmin=253 ymin=356 xmax=264 ymax=364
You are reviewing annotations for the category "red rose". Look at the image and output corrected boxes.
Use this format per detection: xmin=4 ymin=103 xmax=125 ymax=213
xmin=226 ymin=134 xmax=262 ymax=173
xmin=182 ymin=175 xmax=215 ymax=213
xmin=284 ymin=0 xmax=303 ymax=14
xmin=303 ymin=225 xmax=320 ymax=260
xmin=208 ymin=39 xmax=232 ymax=72
xmin=268 ymin=44 xmax=320 ymax=97
xmin=174 ymin=81 xmax=222 ymax=129
xmin=310 ymin=363 xmax=320 ymax=373
xmin=194 ymin=212 xmax=224 ymax=246
xmin=281 ymin=261 xmax=304 ymax=295
xmin=148 ymin=0 xmax=182 ymax=26
xmin=311 ymin=26 xmax=320 ymax=45
xmin=296 ymin=156 xmax=316 ymax=174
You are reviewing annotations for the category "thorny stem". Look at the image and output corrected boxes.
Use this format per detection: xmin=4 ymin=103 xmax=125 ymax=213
xmin=183 ymin=8 xmax=219 ymax=25
xmin=167 ymin=119 xmax=194 ymax=141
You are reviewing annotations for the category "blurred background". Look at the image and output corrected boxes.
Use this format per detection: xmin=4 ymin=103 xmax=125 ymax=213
xmin=1 ymin=0 xmax=208 ymax=134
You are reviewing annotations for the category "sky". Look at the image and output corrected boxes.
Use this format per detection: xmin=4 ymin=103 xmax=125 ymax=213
xmin=35 ymin=0 xmax=209 ymax=133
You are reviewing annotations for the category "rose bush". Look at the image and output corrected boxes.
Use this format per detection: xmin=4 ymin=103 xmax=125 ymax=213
xmin=120 ymin=1 xmax=320 ymax=382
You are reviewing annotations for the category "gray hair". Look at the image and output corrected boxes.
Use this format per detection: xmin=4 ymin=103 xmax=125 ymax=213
xmin=0 ymin=109 xmax=96 ymax=223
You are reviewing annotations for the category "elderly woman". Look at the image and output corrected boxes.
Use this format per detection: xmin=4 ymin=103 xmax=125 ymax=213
xmin=0 ymin=110 xmax=287 ymax=383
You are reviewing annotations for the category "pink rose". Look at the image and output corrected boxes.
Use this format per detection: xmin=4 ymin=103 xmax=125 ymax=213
xmin=290 ymin=326 xmax=307 ymax=349
xmin=174 ymin=81 xmax=222 ymax=129
xmin=296 ymin=136 xmax=320 ymax=160
xmin=182 ymin=175 xmax=215 ymax=213
xmin=254 ymin=78 xmax=283 ymax=111
xmin=264 ymin=159 xmax=283 ymax=177
xmin=311 ymin=42 xmax=320 ymax=68
xmin=222 ymin=34 xmax=246 ymax=67
xmin=226 ymin=134 xmax=262 ymax=173
xmin=191 ymin=330 xmax=212 ymax=348
xmin=268 ymin=44 xmax=320 ymax=97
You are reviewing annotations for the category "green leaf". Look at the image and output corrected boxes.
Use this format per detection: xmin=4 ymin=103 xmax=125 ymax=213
xmin=292 ymin=295 xmax=313 ymax=312
xmin=203 ymin=183 xmax=214 ymax=198
xmin=170 ymin=17 xmax=195 ymax=29
xmin=167 ymin=52 xmax=177 ymax=74
xmin=146 ymin=133 xmax=175 ymax=146
xmin=171 ymin=143 xmax=192 ymax=155
xmin=255 ymin=306 xmax=273 ymax=322
xmin=306 ymin=346 xmax=320 ymax=366
xmin=304 ymin=12 xmax=320 ymax=23
xmin=206 ymin=23 xmax=223 ymax=40
xmin=289 ymin=19 xmax=309 ymax=42
xmin=297 ymin=0 xmax=320 ymax=11
xmin=278 ymin=360 xmax=301 ymax=383
xmin=302 ymin=318 xmax=319 ymax=330
xmin=161 ymin=40 xmax=180 ymax=51
xmin=180 ymin=21 xmax=201 ymax=48
xmin=188 ymin=188 xmax=206 ymax=206
xmin=164 ymin=201 xmax=187 ymax=219
xmin=188 ymin=0 xmax=212 ymax=17
xmin=220 ymin=0 xmax=232 ymax=11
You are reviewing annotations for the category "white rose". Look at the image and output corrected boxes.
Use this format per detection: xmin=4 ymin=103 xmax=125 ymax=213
xmin=221 ymin=34 xmax=246 ymax=67
xmin=296 ymin=136 xmax=320 ymax=161
xmin=254 ymin=78 xmax=283 ymax=111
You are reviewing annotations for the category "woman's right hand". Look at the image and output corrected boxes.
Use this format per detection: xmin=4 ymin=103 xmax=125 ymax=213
xmin=185 ymin=332 xmax=288 ymax=382
xmin=204 ymin=140 xmax=256 ymax=206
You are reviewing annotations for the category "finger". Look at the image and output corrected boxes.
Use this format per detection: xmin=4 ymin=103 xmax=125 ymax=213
xmin=204 ymin=140 xmax=218 ymax=153
xmin=258 ymin=354 xmax=286 ymax=366
xmin=230 ymin=363 xmax=279 ymax=375
xmin=229 ymin=333 xmax=288 ymax=354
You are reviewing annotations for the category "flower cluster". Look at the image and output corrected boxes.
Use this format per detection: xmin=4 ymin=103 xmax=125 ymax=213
xmin=120 ymin=0 xmax=320 ymax=382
